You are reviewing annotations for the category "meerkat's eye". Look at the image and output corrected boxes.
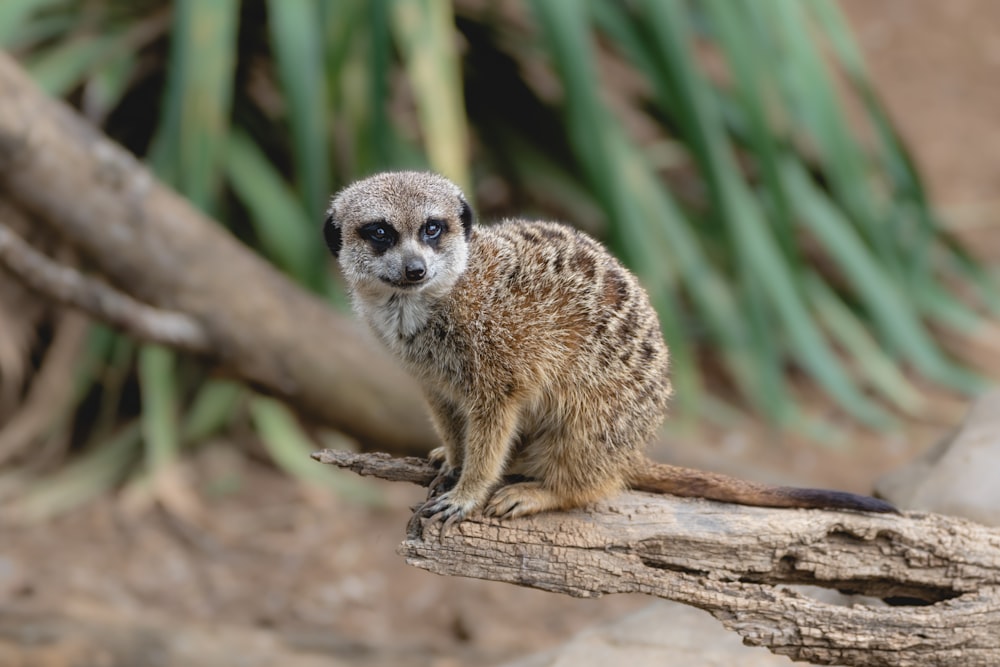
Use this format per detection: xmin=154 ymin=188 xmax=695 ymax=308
xmin=359 ymin=220 xmax=397 ymax=250
xmin=423 ymin=219 xmax=445 ymax=241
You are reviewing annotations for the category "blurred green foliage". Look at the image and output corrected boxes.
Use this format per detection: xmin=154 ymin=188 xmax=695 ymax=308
xmin=2 ymin=0 xmax=997 ymax=511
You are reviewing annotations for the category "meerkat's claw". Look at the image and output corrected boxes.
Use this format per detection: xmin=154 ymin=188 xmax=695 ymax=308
xmin=438 ymin=510 xmax=465 ymax=538
xmin=426 ymin=447 xmax=460 ymax=497
xmin=420 ymin=493 xmax=462 ymax=518
xmin=424 ymin=490 xmax=478 ymax=521
xmin=427 ymin=446 xmax=449 ymax=467
xmin=407 ymin=497 xmax=447 ymax=540
xmin=406 ymin=507 xmax=425 ymax=540
xmin=482 ymin=501 xmax=516 ymax=519
xmin=485 ymin=482 xmax=563 ymax=518
xmin=407 ymin=491 xmax=478 ymax=540
xmin=428 ymin=466 xmax=460 ymax=497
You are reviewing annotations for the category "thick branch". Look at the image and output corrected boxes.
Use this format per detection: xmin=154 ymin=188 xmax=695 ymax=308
xmin=0 ymin=52 xmax=435 ymax=453
xmin=314 ymin=450 xmax=1000 ymax=666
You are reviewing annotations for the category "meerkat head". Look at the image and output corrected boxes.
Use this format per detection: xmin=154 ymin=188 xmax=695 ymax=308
xmin=324 ymin=171 xmax=473 ymax=301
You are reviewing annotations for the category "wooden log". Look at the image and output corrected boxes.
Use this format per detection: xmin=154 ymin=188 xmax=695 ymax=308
xmin=313 ymin=449 xmax=1000 ymax=667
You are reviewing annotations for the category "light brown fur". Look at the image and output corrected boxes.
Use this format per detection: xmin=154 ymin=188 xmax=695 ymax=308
xmin=324 ymin=172 xmax=896 ymax=520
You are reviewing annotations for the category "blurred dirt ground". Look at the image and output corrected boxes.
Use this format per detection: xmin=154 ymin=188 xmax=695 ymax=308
xmin=1 ymin=446 xmax=648 ymax=666
xmin=4 ymin=2 xmax=1000 ymax=665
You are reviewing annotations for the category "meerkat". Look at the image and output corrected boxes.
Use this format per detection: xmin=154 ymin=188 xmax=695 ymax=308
xmin=323 ymin=171 xmax=896 ymax=522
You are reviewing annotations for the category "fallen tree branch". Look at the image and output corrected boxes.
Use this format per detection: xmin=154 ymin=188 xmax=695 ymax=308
xmin=313 ymin=449 xmax=1000 ymax=667
xmin=0 ymin=217 xmax=210 ymax=353
xmin=311 ymin=448 xmax=438 ymax=486
xmin=0 ymin=52 xmax=435 ymax=453
xmin=0 ymin=309 xmax=88 ymax=466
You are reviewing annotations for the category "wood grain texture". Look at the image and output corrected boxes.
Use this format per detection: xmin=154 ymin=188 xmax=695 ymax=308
xmin=315 ymin=449 xmax=1000 ymax=666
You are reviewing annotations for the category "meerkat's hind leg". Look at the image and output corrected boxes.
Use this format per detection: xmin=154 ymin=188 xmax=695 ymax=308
xmin=483 ymin=481 xmax=569 ymax=518
xmin=484 ymin=474 xmax=620 ymax=518
xmin=483 ymin=419 xmax=629 ymax=518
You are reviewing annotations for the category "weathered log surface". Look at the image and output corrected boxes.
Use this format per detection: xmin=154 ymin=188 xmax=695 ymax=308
xmin=314 ymin=449 xmax=1000 ymax=667
xmin=311 ymin=449 xmax=438 ymax=486
xmin=0 ymin=51 xmax=436 ymax=453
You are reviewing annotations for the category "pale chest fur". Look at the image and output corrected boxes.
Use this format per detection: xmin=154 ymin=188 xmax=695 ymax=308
xmin=354 ymin=291 xmax=437 ymax=352
xmin=357 ymin=296 xmax=473 ymax=406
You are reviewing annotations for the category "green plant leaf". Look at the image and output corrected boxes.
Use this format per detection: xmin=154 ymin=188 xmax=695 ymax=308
xmin=249 ymin=396 xmax=382 ymax=503
xmin=392 ymin=0 xmax=470 ymax=189
xmin=805 ymin=274 xmax=921 ymax=415
xmin=11 ymin=423 xmax=141 ymax=522
xmin=182 ymin=380 xmax=243 ymax=443
xmin=783 ymin=159 xmax=983 ymax=393
xmin=149 ymin=0 xmax=239 ymax=213
xmin=0 ymin=0 xmax=64 ymax=46
xmin=224 ymin=130 xmax=321 ymax=288
xmin=138 ymin=345 xmax=181 ymax=474
xmin=267 ymin=0 xmax=331 ymax=222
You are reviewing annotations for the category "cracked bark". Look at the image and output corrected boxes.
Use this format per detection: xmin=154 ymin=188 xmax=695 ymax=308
xmin=313 ymin=449 xmax=1000 ymax=667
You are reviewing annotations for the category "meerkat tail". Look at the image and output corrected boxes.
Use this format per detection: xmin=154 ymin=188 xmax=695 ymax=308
xmin=629 ymin=461 xmax=898 ymax=514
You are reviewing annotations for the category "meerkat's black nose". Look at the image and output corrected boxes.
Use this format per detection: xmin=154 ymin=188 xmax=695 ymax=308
xmin=405 ymin=258 xmax=426 ymax=282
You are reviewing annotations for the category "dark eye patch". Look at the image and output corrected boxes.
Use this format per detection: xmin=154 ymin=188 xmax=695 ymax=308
xmin=358 ymin=220 xmax=398 ymax=253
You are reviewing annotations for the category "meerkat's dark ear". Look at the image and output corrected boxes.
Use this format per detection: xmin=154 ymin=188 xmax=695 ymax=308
xmin=459 ymin=198 xmax=474 ymax=240
xmin=323 ymin=213 xmax=342 ymax=257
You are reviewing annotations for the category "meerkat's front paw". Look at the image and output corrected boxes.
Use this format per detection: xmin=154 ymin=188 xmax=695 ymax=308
xmin=410 ymin=486 xmax=484 ymax=538
xmin=419 ymin=488 xmax=479 ymax=520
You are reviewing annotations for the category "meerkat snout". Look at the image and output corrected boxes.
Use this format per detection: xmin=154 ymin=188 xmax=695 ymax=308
xmin=403 ymin=255 xmax=426 ymax=283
